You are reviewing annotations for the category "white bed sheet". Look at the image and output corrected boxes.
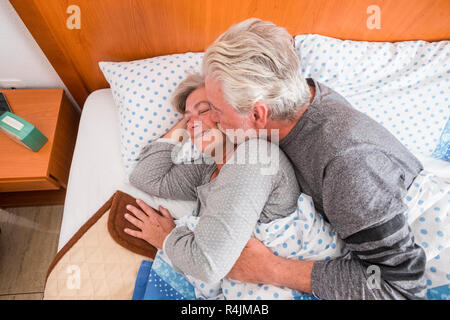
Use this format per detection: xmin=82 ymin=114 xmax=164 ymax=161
xmin=57 ymin=89 xmax=196 ymax=251
xmin=58 ymin=89 xmax=450 ymax=251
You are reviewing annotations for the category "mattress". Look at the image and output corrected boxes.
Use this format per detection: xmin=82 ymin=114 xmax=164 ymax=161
xmin=58 ymin=89 xmax=450 ymax=251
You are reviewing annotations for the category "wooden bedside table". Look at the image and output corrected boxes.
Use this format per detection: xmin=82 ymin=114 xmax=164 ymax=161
xmin=0 ymin=89 xmax=80 ymax=207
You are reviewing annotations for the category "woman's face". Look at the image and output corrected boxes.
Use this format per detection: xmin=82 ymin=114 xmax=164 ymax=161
xmin=185 ymin=87 xmax=225 ymax=154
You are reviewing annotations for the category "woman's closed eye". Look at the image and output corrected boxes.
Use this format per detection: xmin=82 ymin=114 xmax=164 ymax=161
xmin=194 ymin=101 xmax=212 ymax=115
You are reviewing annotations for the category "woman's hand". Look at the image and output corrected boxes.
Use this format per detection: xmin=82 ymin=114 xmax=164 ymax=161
xmin=124 ymin=199 xmax=175 ymax=249
xmin=162 ymin=117 xmax=189 ymax=143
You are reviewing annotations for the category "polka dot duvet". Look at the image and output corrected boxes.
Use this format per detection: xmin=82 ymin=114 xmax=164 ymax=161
xmin=136 ymin=170 xmax=449 ymax=300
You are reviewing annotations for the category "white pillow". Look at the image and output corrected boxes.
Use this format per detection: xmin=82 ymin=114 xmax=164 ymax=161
xmin=294 ymin=34 xmax=449 ymax=162
xmin=99 ymin=53 xmax=203 ymax=175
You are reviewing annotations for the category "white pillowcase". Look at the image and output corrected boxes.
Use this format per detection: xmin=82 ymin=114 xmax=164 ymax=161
xmin=99 ymin=53 xmax=203 ymax=175
xmin=100 ymin=36 xmax=449 ymax=177
xmin=294 ymin=34 xmax=449 ymax=162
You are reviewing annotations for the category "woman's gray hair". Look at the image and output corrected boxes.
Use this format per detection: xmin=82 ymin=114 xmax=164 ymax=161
xmin=202 ymin=18 xmax=311 ymax=120
xmin=172 ymin=73 xmax=205 ymax=113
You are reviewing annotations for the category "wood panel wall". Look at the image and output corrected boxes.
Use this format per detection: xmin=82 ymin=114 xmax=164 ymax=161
xmin=9 ymin=0 xmax=450 ymax=109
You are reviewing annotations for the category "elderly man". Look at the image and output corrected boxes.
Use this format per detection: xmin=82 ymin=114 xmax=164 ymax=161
xmin=201 ymin=18 xmax=427 ymax=300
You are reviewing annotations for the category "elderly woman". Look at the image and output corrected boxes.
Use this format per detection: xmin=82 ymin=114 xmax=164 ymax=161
xmin=127 ymin=73 xmax=301 ymax=282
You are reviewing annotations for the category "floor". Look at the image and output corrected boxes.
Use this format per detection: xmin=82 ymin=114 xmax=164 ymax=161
xmin=0 ymin=205 xmax=63 ymax=300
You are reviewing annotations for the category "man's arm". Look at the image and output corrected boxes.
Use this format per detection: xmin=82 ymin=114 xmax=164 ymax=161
xmin=313 ymin=151 xmax=427 ymax=299
xmin=229 ymin=150 xmax=427 ymax=299
xmin=227 ymin=237 xmax=315 ymax=294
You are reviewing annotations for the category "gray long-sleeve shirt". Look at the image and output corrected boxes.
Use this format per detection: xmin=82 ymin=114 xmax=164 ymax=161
xmin=279 ymin=78 xmax=427 ymax=299
xmin=130 ymin=138 xmax=301 ymax=283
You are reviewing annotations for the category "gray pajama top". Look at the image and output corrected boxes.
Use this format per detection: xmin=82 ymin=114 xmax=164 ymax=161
xmin=130 ymin=138 xmax=301 ymax=283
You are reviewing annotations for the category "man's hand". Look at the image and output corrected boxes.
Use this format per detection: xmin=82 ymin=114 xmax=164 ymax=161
xmin=228 ymin=237 xmax=314 ymax=294
xmin=227 ymin=237 xmax=277 ymax=284
xmin=124 ymin=199 xmax=175 ymax=249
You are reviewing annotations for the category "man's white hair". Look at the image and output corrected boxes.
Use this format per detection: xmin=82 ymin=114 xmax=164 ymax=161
xmin=202 ymin=18 xmax=311 ymax=120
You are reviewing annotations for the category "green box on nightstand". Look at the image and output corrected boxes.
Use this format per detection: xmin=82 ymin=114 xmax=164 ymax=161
xmin=0 ymin=111 xmax=48 ymax=152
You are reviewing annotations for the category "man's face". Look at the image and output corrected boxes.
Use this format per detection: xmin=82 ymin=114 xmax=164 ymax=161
xmin=205 ymin=76 xmax=255 ymax=134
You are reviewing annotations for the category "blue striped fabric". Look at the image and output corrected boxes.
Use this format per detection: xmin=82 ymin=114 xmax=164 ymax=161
xmin=132 ymin=256 xmax=197 ymax=300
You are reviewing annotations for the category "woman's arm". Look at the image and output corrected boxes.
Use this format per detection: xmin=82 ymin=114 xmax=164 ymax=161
xmin=129 ymin=118 xmax=213 ymax=201
xmin=161 ymin=117 xmax=190 ymax=142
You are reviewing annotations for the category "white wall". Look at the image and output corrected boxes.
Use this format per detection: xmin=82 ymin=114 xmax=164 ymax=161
xmin=0 ymin=0 xmax=79 ymax=110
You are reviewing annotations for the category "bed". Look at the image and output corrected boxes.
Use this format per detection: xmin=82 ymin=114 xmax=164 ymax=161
xmin=9 ymin=0 xmax=449 ymax=300
xmin=59 ymin=87 xmax=449 ymax=251
xmin=53 ymin=86 xmax=448 ymax=300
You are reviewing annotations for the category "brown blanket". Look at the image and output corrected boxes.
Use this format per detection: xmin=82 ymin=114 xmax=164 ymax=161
xmin=44 ymin=190 xmax=157 ymax=299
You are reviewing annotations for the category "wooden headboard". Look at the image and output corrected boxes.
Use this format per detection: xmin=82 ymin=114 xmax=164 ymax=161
xmin=10 ymin=0 xmax=450 ymax=109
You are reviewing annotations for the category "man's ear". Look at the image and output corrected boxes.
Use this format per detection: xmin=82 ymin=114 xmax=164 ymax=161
xmin=251 ymin=102 xmax=269 ymax=129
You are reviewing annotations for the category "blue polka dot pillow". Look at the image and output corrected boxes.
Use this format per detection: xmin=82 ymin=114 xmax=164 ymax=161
xmin=99 ymin=53 xmax=203 ymax=175
xmin=294 ymin=34 xmax=449 ymax=162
